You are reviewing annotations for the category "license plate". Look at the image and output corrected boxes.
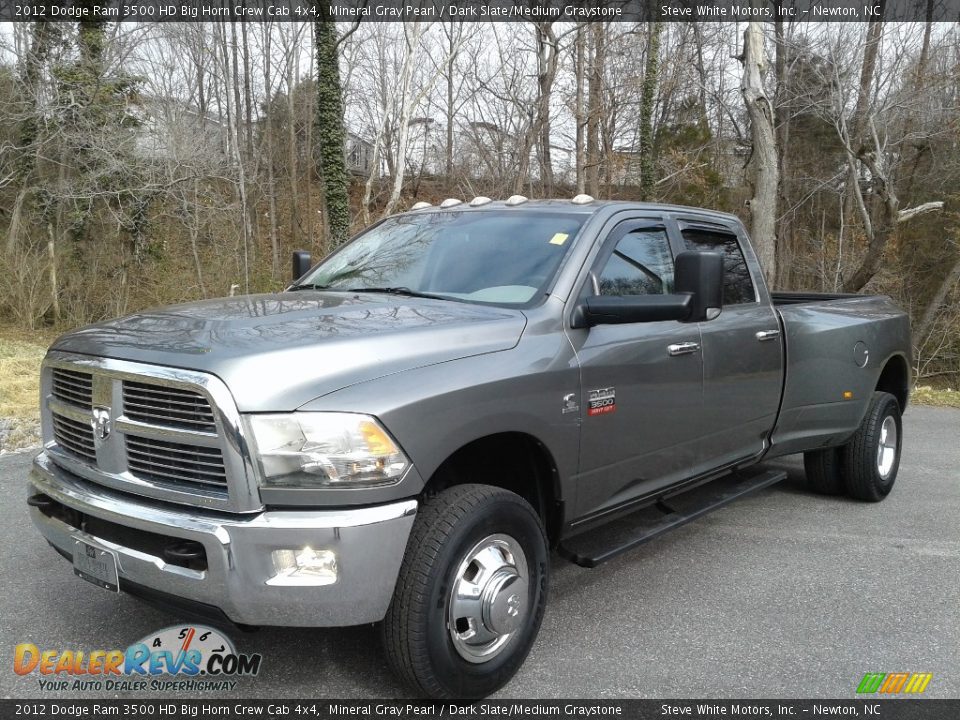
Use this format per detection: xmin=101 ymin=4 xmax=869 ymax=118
xmin=73 ymin=538 xmax=119 ymax=593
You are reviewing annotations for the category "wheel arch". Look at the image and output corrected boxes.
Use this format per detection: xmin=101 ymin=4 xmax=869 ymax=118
xmin=420 ymin=432 xmax=564 ymax=545
xmin=876 ymin=353 xmax=910 ymax=411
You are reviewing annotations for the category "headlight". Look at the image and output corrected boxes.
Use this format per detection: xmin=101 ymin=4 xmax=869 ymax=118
xmin=246 ymin=413 xmax=409 ymax=488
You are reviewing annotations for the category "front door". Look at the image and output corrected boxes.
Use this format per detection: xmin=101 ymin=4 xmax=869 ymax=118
xmin=569 ymin=220 xmax=705 ymax=521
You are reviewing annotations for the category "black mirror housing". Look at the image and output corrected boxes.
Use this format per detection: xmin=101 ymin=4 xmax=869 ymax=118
xmin=292 ymin=251 xmax=312 ymax=282
xmin=674 ymin=251 xmax=724 ymax=322
xmin=573 ymin=294 xmax=692 ymax=328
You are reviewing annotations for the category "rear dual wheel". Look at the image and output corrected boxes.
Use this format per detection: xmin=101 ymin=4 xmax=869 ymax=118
xmin=803 ymin=391 xmax=902 ymax=502
xmin=382 ymin=484 xmax=548 ymax=699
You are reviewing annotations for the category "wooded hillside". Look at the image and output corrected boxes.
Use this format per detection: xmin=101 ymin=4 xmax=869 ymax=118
xmin=1 ymin=19 xmax=957 ymax=383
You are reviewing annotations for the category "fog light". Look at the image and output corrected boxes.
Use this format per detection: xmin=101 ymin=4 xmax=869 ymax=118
xmin=267 ymin=547 xmax=338 ymax=586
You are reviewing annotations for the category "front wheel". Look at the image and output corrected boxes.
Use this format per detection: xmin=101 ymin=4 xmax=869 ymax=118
xmin=381 ymin=484 xmax=549 ymax=699
xmin=843 ymin=391 xmax=903 ymax=502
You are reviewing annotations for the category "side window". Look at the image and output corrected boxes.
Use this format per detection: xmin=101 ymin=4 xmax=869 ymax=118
xmin=680 ymin=228 xmax=755 ymax=305
xmin=596 ymin=228 xmax=675 ymax=296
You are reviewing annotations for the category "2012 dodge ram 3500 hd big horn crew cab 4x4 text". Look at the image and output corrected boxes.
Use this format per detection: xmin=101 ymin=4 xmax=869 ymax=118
xmin=27 ymin=198 xmax=911 ymax=698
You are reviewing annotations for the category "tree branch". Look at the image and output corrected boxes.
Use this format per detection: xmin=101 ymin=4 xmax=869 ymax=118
xmin=897 ymin=201 xmax=944 ymax=223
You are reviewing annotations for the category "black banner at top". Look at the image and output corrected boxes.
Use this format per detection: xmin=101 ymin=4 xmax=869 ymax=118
xmin=0 ymin=0 xmax=958 ymax=23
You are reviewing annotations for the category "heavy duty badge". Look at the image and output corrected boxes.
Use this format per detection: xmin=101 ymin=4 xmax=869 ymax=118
xmin=587 ymin=387 xmax=616 ymax=416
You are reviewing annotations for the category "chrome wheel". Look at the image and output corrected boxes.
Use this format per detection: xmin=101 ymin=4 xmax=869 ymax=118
xmin=447 ymin=533 xmax=529 ymax=664
xmin=877 ymin=415 xmax=898 ymax=479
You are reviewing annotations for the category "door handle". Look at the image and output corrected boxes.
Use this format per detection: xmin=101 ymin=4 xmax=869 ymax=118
xmin=755 ymin=329 xmax=781 ymax=342
xmin=667 ymin=342 xmax=700 ymax=356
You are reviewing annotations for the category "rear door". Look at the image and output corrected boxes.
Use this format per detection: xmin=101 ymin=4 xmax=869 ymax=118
xmin=675 ymin=220 xmax=784 ymax=469
xmin=570 ymin=220 xmax=705 ymax=521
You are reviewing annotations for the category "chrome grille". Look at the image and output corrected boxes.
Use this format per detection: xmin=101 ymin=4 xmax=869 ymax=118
xmin=43 ymin=352 xmax=261 ymax=513
xmin=123 ymin=381 xmax=217 ymax=432
xmin=52 ymin=368 xmax=92 ymax=409
xmin=51 ymin=413 xmax=96 ymax=462
xmin=126 ymin=436 xmax=227 ymax=488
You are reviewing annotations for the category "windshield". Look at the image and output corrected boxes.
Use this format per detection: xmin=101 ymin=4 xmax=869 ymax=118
xmin=297 ymin=211 xmax=586 ymax=307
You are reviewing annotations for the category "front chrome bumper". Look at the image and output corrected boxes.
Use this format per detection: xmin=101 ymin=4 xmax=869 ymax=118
xmin=28 ymin=452 xmax=417 ymax=627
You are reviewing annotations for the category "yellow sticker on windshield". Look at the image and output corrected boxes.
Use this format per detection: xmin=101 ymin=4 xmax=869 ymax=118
xmin=549 ymin=233 xmax=569 ymax=245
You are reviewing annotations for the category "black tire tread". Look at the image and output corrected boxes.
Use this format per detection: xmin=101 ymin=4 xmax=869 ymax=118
xmin=843 ymin=391 xmax=900 ymax=502
xmin=381 ymin=484 xmax=545 ymax=698
xmin=803 ymin=447 xmax=844 ymax=495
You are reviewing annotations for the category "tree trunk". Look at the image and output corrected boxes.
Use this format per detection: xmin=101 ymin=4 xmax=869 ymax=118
xmin=773 ymin=10 xmax=792 ymax=288
xmin=741 ymin=21 xmax=779 ymax=286
xmin=189 ymin=179 xmax=207 ymax=296
xmin=262 ymin=25 xmax=279 ymax=277
xmin=314 ymin=14 xmax=351 ymax=247
xmin=638 ymin=20 xmax=662 ymax=201
xmin=241 ymin=21 xmax=253 ymax=161
xmin=852 ymin=5 xmax=885 ymax=143
xmin=574 ymin=24 xmax=586 ymax=195
xmin=285 ymin=32 xmax=300 ymax=248
xmin=46 ymin=224 xmax=60 ymax=323
xmin=383 ymin=21 xmax=423 ymax=217
xmin=221 ymin=22 xmax=251 ymax=292
xmin=914 ymin=256 xmax=960 ymax=347
xmin=446 ymin=24 xmax=456 ymax=179
xmin=5 ymin=188 xmax=28 ymax=255
xmin=585 ymin=23 xmax=605 ymax=198
xmin=534 ymin=22 xmax=558 ymax=196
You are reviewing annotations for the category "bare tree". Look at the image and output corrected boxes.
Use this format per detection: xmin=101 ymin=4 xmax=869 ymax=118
xmin=740 ymin=20 xmax=779 ymax=286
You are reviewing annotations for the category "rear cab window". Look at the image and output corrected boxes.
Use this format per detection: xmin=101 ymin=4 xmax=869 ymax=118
xmin=678 ymin=227 xmax=756 ymax=305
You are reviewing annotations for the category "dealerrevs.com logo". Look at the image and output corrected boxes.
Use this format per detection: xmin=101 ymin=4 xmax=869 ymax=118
xmin=14 ymin=625 xmax=262 ymax=692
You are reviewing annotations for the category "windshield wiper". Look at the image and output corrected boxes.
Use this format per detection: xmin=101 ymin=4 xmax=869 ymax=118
xmin=287 ymin=283 xmax=333 ymax=292
xmin=347 ymin=286 xmax=450 ymax=301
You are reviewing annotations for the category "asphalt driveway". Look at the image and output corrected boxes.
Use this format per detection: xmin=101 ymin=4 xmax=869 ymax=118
xmin=2 ymin=405 xmax=958 ymax=699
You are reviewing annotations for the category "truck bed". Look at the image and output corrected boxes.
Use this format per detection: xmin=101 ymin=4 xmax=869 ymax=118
xmin=768 ymin=293 xmax=912 ymax=459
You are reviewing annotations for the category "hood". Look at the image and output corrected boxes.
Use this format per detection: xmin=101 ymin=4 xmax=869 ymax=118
xmin=51 ymin=292 xmax=527 ymax=410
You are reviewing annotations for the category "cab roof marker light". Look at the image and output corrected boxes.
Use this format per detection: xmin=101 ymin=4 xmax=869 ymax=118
xmin=469 ymin=196 xmax=493 ymax=207
xmin=505 ymin=195 xmax=529 ymax=206
xmin=571 ymin=194 xmax=595 ymax=205
xmin=440 ymin=198 xmax=463 ymax=208
xmin=410 ymin=201 xmax=432 ymax=210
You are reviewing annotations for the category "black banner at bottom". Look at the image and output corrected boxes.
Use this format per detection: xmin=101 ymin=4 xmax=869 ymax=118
xmin=2 ymin=700 xmax=957 ymax=720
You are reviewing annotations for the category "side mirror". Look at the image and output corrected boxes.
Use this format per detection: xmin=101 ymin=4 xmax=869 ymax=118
xmin=572 ymin=250 xmax=724 ymax=328
xmin=292 ymin=250 xmax=312 ymax=282
xmin=573 ymin=294 xmax=692 ymax=327
xmin=674 ymin=251 xmax=723 ymax=322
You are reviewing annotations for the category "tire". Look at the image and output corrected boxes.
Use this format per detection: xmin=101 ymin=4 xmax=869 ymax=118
xmin=803 ymin=447 xmax=845 ymax=495
xmin=381 ymin=484 xmax=549 ymax=699
xmin=842 ymin=391 xmax=902 ymax=502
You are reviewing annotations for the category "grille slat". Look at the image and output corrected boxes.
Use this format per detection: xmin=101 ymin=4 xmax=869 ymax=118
xmin=126 ymin=435 xmax=227 ymax=488
xmin=122 ymin=388 xmax=211 ymax=407
xmin=51 ymin=413 xmax=96 ymax=461
xmin=52 ymin=384 xmax=91 ymax=404
xmin=122 ymin=402 xmax=216 ymax=427
xmin=52 ymin=420 xmax=94 ymax=445
xmin=122 ymin=381 xmax=216 ymax=432
xmin=52 ymin=369 xmax=92 ymax=409
xmin=125 ymin=436 xmax=222 ymax=459
xmin=126 ymin=448 xmax=226 ymax=475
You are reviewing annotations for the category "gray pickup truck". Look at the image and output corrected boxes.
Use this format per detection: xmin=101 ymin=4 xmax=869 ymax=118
xmin=28 ymin=198 xmax=911 ymax=698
